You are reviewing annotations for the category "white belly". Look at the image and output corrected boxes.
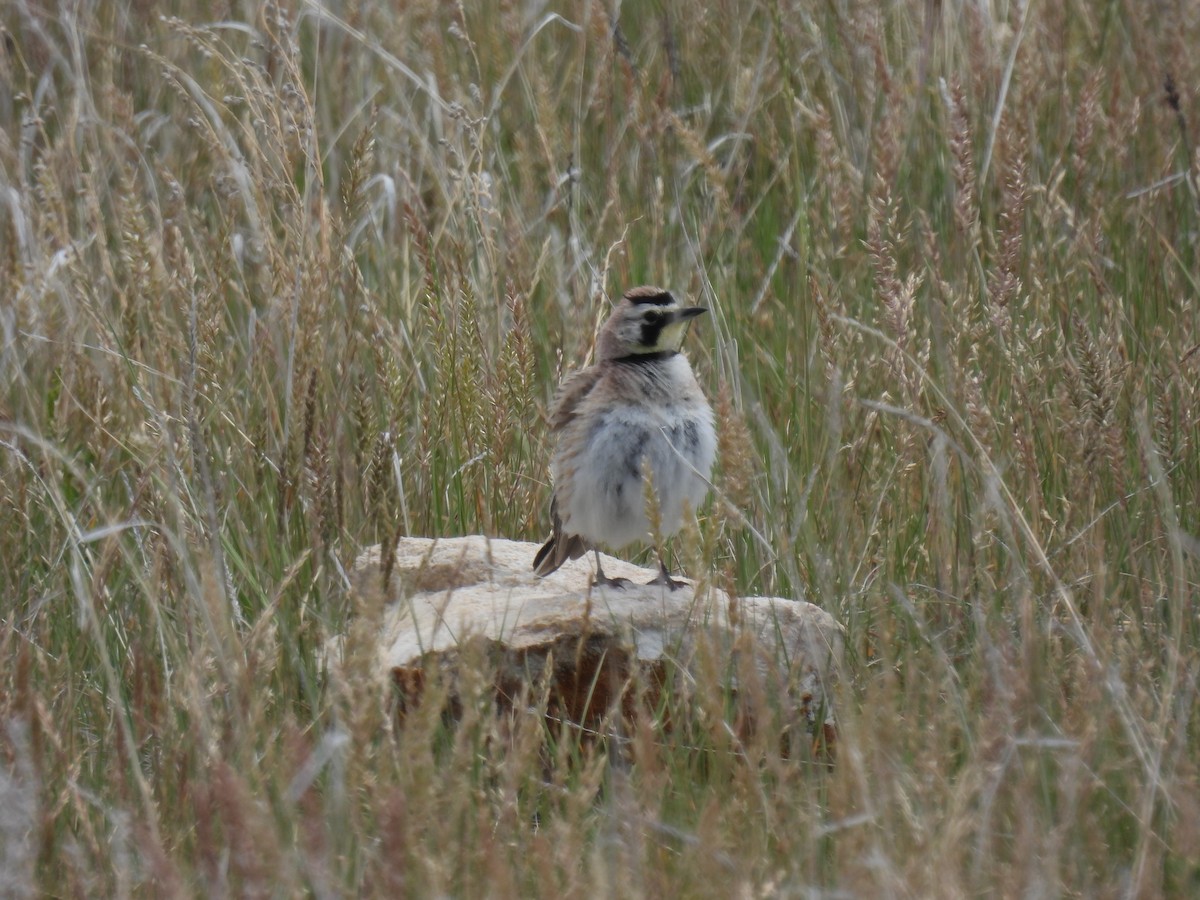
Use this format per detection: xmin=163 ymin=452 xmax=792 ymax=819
xmin=555 ymin=403 xmax=716 ymax=549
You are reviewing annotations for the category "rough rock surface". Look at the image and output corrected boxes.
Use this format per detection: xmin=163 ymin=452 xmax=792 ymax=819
xmin=349 ymin=536 xmax=843 ymax=740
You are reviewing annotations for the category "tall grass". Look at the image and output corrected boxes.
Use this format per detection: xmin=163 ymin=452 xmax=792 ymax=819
xmin=2 ymin=0 xmax=1198 ymax=894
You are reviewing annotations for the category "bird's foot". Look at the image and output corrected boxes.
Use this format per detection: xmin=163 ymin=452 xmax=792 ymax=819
xmin=592 ymin=574 xmax=633 ymax=590
xmin=646 ymin=563 xmax=689 ymax=591
xmin=591 ymin=554 xmax=634 ymax=589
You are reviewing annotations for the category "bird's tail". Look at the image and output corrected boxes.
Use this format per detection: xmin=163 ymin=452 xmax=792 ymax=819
xmin=532 ymin=505 xmax=588 ymax=576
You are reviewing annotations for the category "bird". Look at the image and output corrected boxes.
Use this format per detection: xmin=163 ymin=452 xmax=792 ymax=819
xmin=533 ymin=285 xmax=716 ymax=590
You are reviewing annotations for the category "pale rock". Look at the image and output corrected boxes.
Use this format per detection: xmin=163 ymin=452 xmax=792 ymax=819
xmin=347 ymin=536 xmax=844 ymax=740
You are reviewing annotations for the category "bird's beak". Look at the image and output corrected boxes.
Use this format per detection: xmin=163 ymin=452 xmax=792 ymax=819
xmin=672 ymin=306 xmax=708 ymax=322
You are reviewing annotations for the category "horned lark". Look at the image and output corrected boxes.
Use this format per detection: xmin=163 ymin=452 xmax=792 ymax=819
xmin=533 ymin=286 xmax=716 ymax=589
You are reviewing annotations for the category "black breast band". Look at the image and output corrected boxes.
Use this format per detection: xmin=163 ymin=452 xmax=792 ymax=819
xmin=612 ymin=350 xmax=679 ymax=366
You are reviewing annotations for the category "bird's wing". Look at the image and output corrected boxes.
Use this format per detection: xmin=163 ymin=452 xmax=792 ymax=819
xmin=531 ymin=366 xmax=602 ymax=575
xmin=548 ymin=365 xmax=604 ymax=431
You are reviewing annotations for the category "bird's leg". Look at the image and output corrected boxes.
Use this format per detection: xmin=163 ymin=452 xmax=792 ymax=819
xmin=592 ymin=548 xmax=632 ymax=589
xmin=646 ymin=547 xmax=688 ymax=591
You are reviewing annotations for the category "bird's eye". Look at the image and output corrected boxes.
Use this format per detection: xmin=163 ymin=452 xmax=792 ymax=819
xmin=644 ymin=310 xmax=663 ymax=324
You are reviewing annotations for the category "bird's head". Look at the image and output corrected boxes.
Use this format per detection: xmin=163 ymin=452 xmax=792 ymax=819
xmin=596 ymin=286 xmax=708 ymax=361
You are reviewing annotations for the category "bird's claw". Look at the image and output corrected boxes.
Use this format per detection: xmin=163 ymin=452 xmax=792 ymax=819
xmin=646 ymin=572 xmax=688 ymax=591
xmin=592 ymin=574 xmax=633 ymax=590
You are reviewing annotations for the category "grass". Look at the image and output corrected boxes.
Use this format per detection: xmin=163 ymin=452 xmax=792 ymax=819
xmin=2 ymin=0 xmax=1199 ymax=894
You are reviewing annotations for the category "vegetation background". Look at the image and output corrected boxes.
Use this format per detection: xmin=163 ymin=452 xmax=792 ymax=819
xmin=2 ymin=0 xmax=1198 ymax=895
